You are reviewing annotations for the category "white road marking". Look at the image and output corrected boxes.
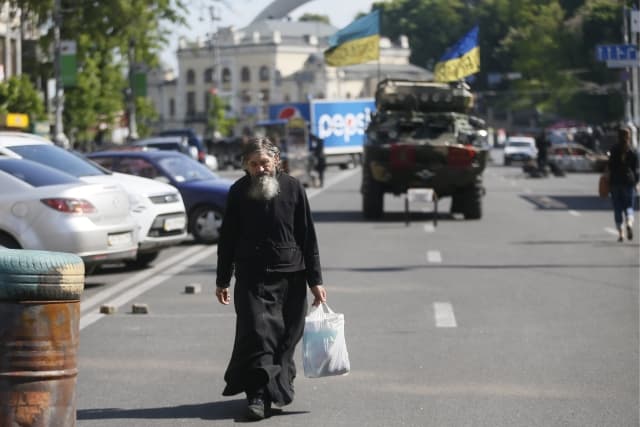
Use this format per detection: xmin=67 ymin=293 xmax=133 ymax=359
xmin=434 ymin=302 xmax=457 ymax=328
xmin=423 ymin=224 xmax=436 ymax=233
xmin=426 ymin=250 xmax=442 ymax=263
xmin=568 ymin=210 xmax=581 ymax=217
xmin=80 ymin=246 xmax=217 ymax=330
xmin=306 ymin=168 xmax=360 ymax=199
xmin=604 ymin=227 xmax=619 ymax=236
xmin=81 ymin=244 xmax=205 ymax=315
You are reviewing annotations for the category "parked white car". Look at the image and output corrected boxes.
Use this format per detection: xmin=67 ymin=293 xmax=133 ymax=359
xmin=0 ymin=132 xmax=188 ymax=268
xmin=503 ymin=136 xmax=538 ymax=165
xmin=0 ymin=158 xmax=138 ymax=270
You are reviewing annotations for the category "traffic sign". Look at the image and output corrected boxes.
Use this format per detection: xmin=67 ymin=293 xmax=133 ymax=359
xmin=596 ymin=44 xmax=638 ymax=61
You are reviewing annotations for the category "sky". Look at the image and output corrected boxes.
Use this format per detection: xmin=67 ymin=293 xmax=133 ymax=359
xmin=161 ymin=0 xmax=377 ymax=70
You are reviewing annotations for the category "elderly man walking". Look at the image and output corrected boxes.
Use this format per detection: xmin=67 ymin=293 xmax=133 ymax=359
xmin=215 ymin=136 xmax=327 ymax=420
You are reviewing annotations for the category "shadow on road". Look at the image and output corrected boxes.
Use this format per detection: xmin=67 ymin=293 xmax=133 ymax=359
xmin=520 ymin=194 xmax=630 ymax=211
xmin=77 ymin=400 xmax=309 ymax=422
xmin=312 ymin=210 xmax=454 ymax=223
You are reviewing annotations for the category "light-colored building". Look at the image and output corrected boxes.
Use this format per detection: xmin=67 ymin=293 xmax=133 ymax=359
xmin=149 ymin=18 xmax=432 ymax=138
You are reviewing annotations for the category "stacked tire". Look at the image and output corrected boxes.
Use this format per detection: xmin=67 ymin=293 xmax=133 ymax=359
xmin=0 ymin=249 xmax=84 ymax=427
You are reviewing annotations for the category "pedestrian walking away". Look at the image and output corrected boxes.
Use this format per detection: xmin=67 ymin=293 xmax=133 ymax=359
xmin=607 ymin=127 xmax=639 ymax=242
xmin=311 ymin=133 xmax=326 ymax=187
xmin=215 ymin=136 xmax=327 ymax=421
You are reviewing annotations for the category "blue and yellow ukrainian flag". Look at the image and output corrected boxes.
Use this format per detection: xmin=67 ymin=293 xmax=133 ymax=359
xmin=324 ymin=10 xmax=380 ymax=67
xmin=434 ymin=25 xmax=480 ymax=82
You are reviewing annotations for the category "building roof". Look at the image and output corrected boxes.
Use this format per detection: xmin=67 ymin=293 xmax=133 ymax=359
xmin=241 ymin=19 xmax=337 ymax=39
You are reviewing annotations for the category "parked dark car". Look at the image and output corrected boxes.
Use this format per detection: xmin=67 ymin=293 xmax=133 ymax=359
xmin=156 ymin=129 xmax=207 ymax=163
xmin=548 ymin=143 xmax=608 ymax=172
xmin=87 ymin=150 xmax=233 ymax=244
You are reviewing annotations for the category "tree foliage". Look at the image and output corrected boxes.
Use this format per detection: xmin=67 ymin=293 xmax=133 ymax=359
xmin=206 ymin=93 xmax=236 ymax=139
xmin=0 ymin=75 xmax=46 ymax=121
xmin=298 ymin=13 xmax=330 ymax=25
xmin=377 ymin=0 xmax=629 ymax=124
xmin=18 ymin=0 xmax=186 ymax=143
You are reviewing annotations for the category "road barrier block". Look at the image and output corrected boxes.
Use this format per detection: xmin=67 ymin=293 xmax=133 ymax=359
xmin=131 ymin=303 xmax=149 ymax=314
xmin=185 ymin=284 xmax=202 ymax=294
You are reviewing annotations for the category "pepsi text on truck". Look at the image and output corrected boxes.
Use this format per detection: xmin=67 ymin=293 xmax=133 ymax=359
xmin=269 ymin=99 xmax=376 ymax=168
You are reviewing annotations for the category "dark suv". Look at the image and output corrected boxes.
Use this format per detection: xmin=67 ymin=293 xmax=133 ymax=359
xmin=157 ymin=129 xmax=207 ymax=163
xmin=362 ymin=79 xmax=489 ymax=220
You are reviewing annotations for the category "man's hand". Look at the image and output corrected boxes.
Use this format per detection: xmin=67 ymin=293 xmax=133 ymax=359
xmin=216 ymin=287 xmax=231 ymax=305
xmin=310 ymin=285 xmax=327 ymax=306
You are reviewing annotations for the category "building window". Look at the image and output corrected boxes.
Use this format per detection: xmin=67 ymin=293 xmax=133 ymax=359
xmin=275 ymin=69 xmax=282 ymax=86
xmin=186 ymin=69 xmax=195 ymax=85
xmin=284 ymin=94 xmax=290 ymax=102
xmin=169 ymin=98 xmax=175 ymax=117
xmin=204 ymin=67 xmax=214 ymax=83
xmin=259 ymin=89 xmax=269 ymax=103
xmin=241 ymin=90 xmax=251 ymax=103
xmin=241 ymin=66 xmax=251 ymax=83
xmin=222 ymin=67 xmax=231 ymax=90
xmin=259 ymin=66 xmax=269 ymax=82
xmin=186 ymin=91 xmax=196 ymax=115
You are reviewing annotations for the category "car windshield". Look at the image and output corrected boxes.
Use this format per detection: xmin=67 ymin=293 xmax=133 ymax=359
xmin=158 ymin=155 xmax=218 ymax=183
xmin=508 ymin=141 xmax=532 ymax=147
xmin=9 ymin=145 xmax=108 ymax=177
xmin=0 ymin=159 xmax=81 ymax=187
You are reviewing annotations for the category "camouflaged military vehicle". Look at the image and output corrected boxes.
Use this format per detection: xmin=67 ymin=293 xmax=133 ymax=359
xmin=362 ymin=78 xmax=489 ymax=219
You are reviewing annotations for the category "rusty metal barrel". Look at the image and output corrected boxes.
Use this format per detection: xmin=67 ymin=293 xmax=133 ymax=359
xmin=0 ymin=249 xmax=85 ymax=427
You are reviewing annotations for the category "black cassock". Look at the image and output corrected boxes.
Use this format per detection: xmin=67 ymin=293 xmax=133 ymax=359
xmin=216 ymin=172 xmax=323 ymax=406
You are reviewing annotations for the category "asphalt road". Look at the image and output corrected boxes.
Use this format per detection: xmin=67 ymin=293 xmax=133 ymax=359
xmin=76 ymin=158 xmax=639 ymax=427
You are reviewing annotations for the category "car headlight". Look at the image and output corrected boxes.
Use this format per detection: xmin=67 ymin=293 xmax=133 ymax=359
xmin=149 ymin=193 xmax=181 ymax=204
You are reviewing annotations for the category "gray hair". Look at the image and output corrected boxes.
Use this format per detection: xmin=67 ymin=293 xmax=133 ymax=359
xmin=242 ymin=137 xmax=281 ymax=168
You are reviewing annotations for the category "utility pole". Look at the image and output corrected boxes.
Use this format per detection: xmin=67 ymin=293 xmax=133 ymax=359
xmin=53 ymin=0 xmax=66 ymax=147
xmin=623 ymin=4 xmax=639 ymax=147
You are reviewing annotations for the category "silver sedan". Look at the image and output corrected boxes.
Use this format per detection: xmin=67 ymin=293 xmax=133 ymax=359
xmin=0 ymin=158 xmax=138 ymax=271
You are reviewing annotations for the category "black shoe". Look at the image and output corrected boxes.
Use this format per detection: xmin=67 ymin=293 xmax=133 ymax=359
xmin=627 ymin=225 xmax=633 ymax=241
xmin=247 ymin=396 xmax=265 ymax=421
xmin=618 ymin=235 xmax=624 ymax=242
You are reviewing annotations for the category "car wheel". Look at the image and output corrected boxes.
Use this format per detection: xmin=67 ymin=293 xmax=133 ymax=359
xmin=0 ymin=233 xmax=21 ymax=249
xmin=125 ymin=251 xmax=159 ymax=269
xmin=0 ymin=249 xmax=85 ymax=300
xmin=190 ymin=206 xmax=224 ymax=244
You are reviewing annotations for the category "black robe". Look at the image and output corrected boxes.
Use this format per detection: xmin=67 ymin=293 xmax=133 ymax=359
xmin=216 ymin=172 xmax=323 ymax=406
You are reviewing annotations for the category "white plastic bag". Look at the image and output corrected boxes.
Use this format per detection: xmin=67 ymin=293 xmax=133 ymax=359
xmin=302 ymin=302 xmax=350 ymax=378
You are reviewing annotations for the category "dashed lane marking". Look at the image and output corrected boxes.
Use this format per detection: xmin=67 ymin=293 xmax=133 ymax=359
xmin=434 ymin=302 xmax=457 ymax=328
xmin=426 ymin=250 xmax=442 ymax=263
xmin=568 ymin=210 xmax=581 ymax=216
xmin=604 ymin=227 xmax=619 ymax=236
xmin=424 ymin=224 xmax=436 ymax=233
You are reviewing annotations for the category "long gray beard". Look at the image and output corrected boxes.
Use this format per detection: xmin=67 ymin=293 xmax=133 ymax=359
xmin=248 ymin=174 xmax=280 ymax=200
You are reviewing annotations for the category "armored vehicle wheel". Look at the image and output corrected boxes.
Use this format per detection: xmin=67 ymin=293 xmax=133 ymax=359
xmin=461 ymin=184 xmax=483 ymax=220
xmin=362 ymin=178 xmax=384 ymax=219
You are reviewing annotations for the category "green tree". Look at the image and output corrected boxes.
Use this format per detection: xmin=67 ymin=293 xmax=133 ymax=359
xmin=15 ymin=0 xmax=186 ymax=143
xmin=206 ymin=92 xmax=236 ymax=139
xmin=0 ymin=75 xmax=46 ymax=121
xmin=298 ymin=13 xmax=330 ymax=25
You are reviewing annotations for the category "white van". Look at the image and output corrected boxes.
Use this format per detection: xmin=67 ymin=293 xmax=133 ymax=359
xmin=503 ymin=136 xmax=537 ymax=165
